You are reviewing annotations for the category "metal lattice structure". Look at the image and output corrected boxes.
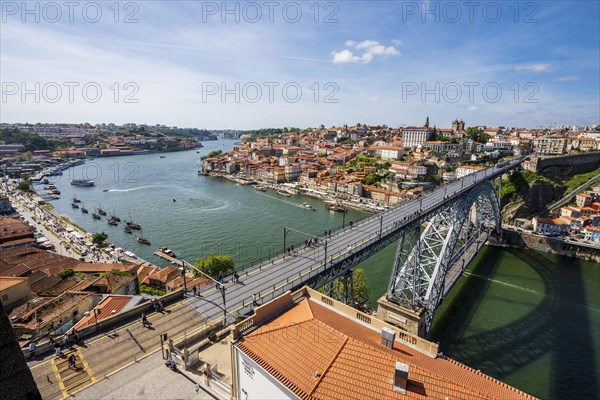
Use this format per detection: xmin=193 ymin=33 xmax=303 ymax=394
xmin=387 ymin=180 xmax=501 ymax=335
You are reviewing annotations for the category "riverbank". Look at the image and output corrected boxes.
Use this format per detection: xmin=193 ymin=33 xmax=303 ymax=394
xmin=2 ymin=184 xmax=156 ymax=267
xmin=500 ymin=228 xmax=600 ymax=263
xmin=208 ymin=172 xmax=384 ymax=213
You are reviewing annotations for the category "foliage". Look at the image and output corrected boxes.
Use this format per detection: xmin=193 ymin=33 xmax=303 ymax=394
xmin=466 ymin=127 xmax=489 ymax=143
xmin=207 ymin=150 xmax=223 ymax=158
xmin=58 ymin=268 xmax=75 ymax=279
xmin=561 ymin=167 xmax=600 ymax=195
xmin=91 ymin=232 xmax=108 ymax=246
xmin=109 ymin=269 xmax=132 ymax=277
xmin=16 ymin=180 xmax=32 ymax=191
xmin=337 ymin=269 xmax=368 ymax=301
xmin=133 ymin=277 xmax=140 ymax=295
xmin=194 ymin=253 xmax=235 ymax=278
xmin=140 ymin=285 xmax=166 ymax=296
xmin=0 ymin=128 xmax=71 ymax=152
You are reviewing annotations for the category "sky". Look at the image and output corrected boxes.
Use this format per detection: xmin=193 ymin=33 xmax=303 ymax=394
xmin=1 ymin=1 xmax=599 ymax=130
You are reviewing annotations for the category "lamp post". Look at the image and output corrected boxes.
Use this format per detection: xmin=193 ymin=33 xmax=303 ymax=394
xmin=180 ymin=260 xmax=187 ymax=297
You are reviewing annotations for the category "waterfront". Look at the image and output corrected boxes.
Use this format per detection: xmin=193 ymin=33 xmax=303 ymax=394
xmin=36 ymin=140 xmax=599 ymax=399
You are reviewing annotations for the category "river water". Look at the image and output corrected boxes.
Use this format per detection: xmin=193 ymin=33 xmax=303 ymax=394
xmin=39 ymin=139 xmax=599 ymax=399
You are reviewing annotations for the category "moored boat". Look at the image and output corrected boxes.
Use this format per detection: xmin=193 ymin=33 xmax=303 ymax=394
xmin=277 ymin=190 xmax=291 ymax=197
xmin=254 ymin=185 xmax=267 ymax=192
xmin=70 ymin=179 xmax=95 ymax=187
xmin=327 ymin=203 xmax=347 ymax=212
xmin=159 ymin=246 xmax=176 ymax=258
xmin=71 ymin=202 xmax=79 ymax=209
xmin=124 ymin=225 xmax=132 ymax=233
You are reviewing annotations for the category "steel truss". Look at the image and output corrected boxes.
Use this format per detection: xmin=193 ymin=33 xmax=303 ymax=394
xmin=387 ymin=181 xmax=501 ymax=335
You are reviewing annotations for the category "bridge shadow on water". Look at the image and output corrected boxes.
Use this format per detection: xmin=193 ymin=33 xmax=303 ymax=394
xmin=429 ymin=247 xmax=598 ymax=400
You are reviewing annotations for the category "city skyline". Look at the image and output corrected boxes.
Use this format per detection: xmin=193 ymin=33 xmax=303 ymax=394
xmin=1 ymin=1 xmax=599 ymax=129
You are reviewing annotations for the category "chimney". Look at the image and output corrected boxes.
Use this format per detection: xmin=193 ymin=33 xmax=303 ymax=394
xmin=393 ymin=362 xmax=409 ymax=394
xmin=381 ymin=327 xmax=396 ymax=349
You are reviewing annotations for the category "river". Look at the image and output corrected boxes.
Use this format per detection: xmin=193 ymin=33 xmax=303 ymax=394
xmin=38 ymin=139 xmax=599 ymax=399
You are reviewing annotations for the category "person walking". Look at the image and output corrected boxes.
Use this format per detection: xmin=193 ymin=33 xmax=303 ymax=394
xmin=252 ymin=293 xmax=257 ymax=306
xmin=68 ymin=354 xmax=76 ymax=369
xmin=141 ymin=313 xmax=149 ymax=327
xmin=28 ymin=341 xmax=36 ymax=360
xmin=53 ymin=341 xmax=61 ymax=356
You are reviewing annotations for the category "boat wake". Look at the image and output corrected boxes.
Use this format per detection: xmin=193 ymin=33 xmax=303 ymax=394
xmin=107 ymin=185 xmax=165 ymax=193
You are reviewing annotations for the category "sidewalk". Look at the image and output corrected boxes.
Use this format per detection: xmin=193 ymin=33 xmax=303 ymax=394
xmin=66 ymin=352 xmax=218 ymax=400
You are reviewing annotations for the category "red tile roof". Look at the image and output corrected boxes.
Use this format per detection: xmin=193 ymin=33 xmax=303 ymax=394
xmin=237 ymin=298 xmax=536 ymax=399
xmin=72 ymin=295 xmax=133 ymax=330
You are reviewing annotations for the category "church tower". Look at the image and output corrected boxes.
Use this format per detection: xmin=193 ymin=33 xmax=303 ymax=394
xmin=425 ymin=116 xmax=430 ymax=128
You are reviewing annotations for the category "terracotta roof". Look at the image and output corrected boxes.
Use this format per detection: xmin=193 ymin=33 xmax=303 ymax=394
xmin=72 ymin=295 xmax=133 ymax=330
xmin=236 ymin=298 xmax=536 ymax=400
xmin=73 ymin=262 xmax=138 ymax=273
xmin=0 ymin=276 xmax=29 ymax=291
xmin=0 ymin=247 xmax=79 ymax=275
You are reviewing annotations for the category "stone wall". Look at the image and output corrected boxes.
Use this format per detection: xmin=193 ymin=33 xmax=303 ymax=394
xmin=502 ymin=229 xmax=600 ymax=263
xmin=528 ymin=152 xmax=600 ymax=176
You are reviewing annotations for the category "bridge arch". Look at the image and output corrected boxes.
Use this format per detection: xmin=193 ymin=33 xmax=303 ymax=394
xmin=386 ymin=180 xmax=501 ymax=336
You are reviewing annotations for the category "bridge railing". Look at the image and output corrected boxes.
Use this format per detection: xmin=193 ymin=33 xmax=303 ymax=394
xmin=212 ymin=160 xmax=522 ymax=289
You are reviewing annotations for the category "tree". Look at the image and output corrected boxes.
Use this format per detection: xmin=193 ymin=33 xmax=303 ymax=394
xmin=337 ymin=269 xmax=368 ymax=301
xmin=207 ymin=150 xmax=223 ymax=158
xmin=16 ymin=180 xmax=32 ymax=192
xmin=91 ymin=232 xmax=108 ymax=247
xmin=58 ymin=268 xmax=75 ymax=279
xmin=194 ymin=254 xmax=235 ymax=278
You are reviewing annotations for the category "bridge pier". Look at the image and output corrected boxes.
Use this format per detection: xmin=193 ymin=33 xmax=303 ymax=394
xmin=376 ymin=296 xmax=427 ymax=338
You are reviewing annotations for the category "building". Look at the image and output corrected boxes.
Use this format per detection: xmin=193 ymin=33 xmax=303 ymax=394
xmin=231 ymin=287 xmax=536 ymax=400
xmin=576 ymin=193 xmax=593 ymax=208
xmin=583 ymin=226 xmax=600 ymax=242
xmin=0 ymin=217 xmax=35 ymax=249
xmin=532 ymin=217 xmax=568 ymax=236
xmin=532 ymin=138 xmax=567 ymax=155
xmin=401 ymin=125 xmax=434 ymax=148
xmin=455 ymin=165 xmax=485 ymax=179
xmin=0 ymin=276 xmax=32 ymax=311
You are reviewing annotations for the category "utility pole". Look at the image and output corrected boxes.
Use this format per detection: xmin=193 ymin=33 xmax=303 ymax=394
xmin=283 ymin=227 xmax=287 ymax=257
xmin=181 ymin=260 xmax=187 ymax=297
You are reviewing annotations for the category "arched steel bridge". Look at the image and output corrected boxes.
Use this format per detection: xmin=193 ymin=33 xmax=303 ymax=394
xmin=187 ymin=157 xmax=525 ymax=337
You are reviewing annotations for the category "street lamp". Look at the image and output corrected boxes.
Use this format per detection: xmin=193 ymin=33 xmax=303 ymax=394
xmin=179 ymin=260 xmax=187 ymax=297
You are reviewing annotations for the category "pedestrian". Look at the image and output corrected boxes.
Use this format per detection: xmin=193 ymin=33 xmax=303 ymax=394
xmin=218 ymin=271 xmax=224 ymax=282
xmin=192 ymin=285 xmax=197 ymax=296
xmin=349 ymin=221 xmax=353 ymax=228
xmin=28 ymin=341 xmax=36 ymax=360
xmin=328 ymin=230 xmax=331 ymax=237
xmin=304 ymin=239 xmax=308 ymax=249
xmin=233 ymin=272 xmax=239 ymax=283
xmin=252 ymin=293 xmax=257 ymax=306
xmin=54 ymin=341 xmax=61 ymax=356
xmin=68 ymin=354 xmax=76 ymax=369
xmin=141 ymin=313 xmax=148 ymax=327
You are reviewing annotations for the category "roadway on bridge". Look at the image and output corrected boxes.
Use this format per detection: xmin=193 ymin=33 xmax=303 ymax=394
xmin=188 ymin=159 xmax=521 ymax=324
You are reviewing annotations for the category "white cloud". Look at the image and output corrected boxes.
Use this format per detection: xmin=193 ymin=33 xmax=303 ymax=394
xmin=331 ymin=40 xmax=400 ymax=64
xmin=515 ymin=63 xmax=551 ymax=72
xmin=391 ymin=39 xmax=404 ymax=46
xmin=467 ymin=106 xmax=478 ymax=111
xmin=557 ymin=76 xmax=580 ymax=81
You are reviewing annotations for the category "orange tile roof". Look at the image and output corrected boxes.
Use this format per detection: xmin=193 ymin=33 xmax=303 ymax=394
xmin=236 ymin=299 xmax=536 ymax=400
xmin=72 ymin=295 xmax=133 ymax=330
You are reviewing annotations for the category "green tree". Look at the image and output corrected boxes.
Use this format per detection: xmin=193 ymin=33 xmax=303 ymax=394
xmin=337 ymin=269 xmax=368 ymax=300
xmin=91 ymin=232 xmax=108 ymax=247
xmin=16 ymin=180 xmax=32 ymax=192
xmin=194 ymin=253 xmax=235 ymax=278
xmin=58 ymin=268 xmax=75 ymax=279
xmin=207 ymin=150 xmax=223 ymax=158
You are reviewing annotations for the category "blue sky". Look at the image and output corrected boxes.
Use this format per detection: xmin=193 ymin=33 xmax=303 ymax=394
xmin=1 ymin=1 xmax=598 ymax=129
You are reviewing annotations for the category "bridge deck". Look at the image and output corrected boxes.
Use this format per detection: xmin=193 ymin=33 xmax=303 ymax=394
xmin=189 ymin=159 xmax=523 ymax=323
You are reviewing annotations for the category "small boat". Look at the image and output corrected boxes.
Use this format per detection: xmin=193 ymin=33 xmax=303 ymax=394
xmin=70 ymin=179 xmax=95 ymax=186
xmin=43 ymin=178 xmax=49 ymax=184
xmin=159 ymin=246 xmax=176 ymax=258
xmin=81 ymin=207 xmax=88 ymax=214
xmin=277 ymin=190 xmax=291 ymax=197
xmin=71 ymin=202 xmax=79 ymax=209
xmin=136 ymin=235 xmax=150 ymax=245
xmin=300 ymin=203 xmax=314 ymax=210
xmin=103 ymin=189 xmax=109 ymax=192
xmin=110 ymin=211 xmax=121 ymax=222
xmin=92 ymin=212 xmax=101 ymax=220
xmin=125 ymin=213 xmax=141 ymax=230
xmin=107 ymin=218 xmax=118 ymax=226
xmin=197 ymin=171 xmax=209 ymax=176
xmin=124 ymin=225 xmax=132 ymax=233
xmin=173 ymin=198 xmax=176 ymax=202
xmin=160 ymin=156 xmax=166 ymax=159
xmin=327 ymin=203 xmax=347 ymax=212
xmin=72 ymin=197 xmax=81 ymax=203
xmin=97 ymin=204 xmax=107 ymax=216
xmin=51 ymin=189 xmax=61 ymax=195
xmin=254 ymin=185 xmax=267 ymax=192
